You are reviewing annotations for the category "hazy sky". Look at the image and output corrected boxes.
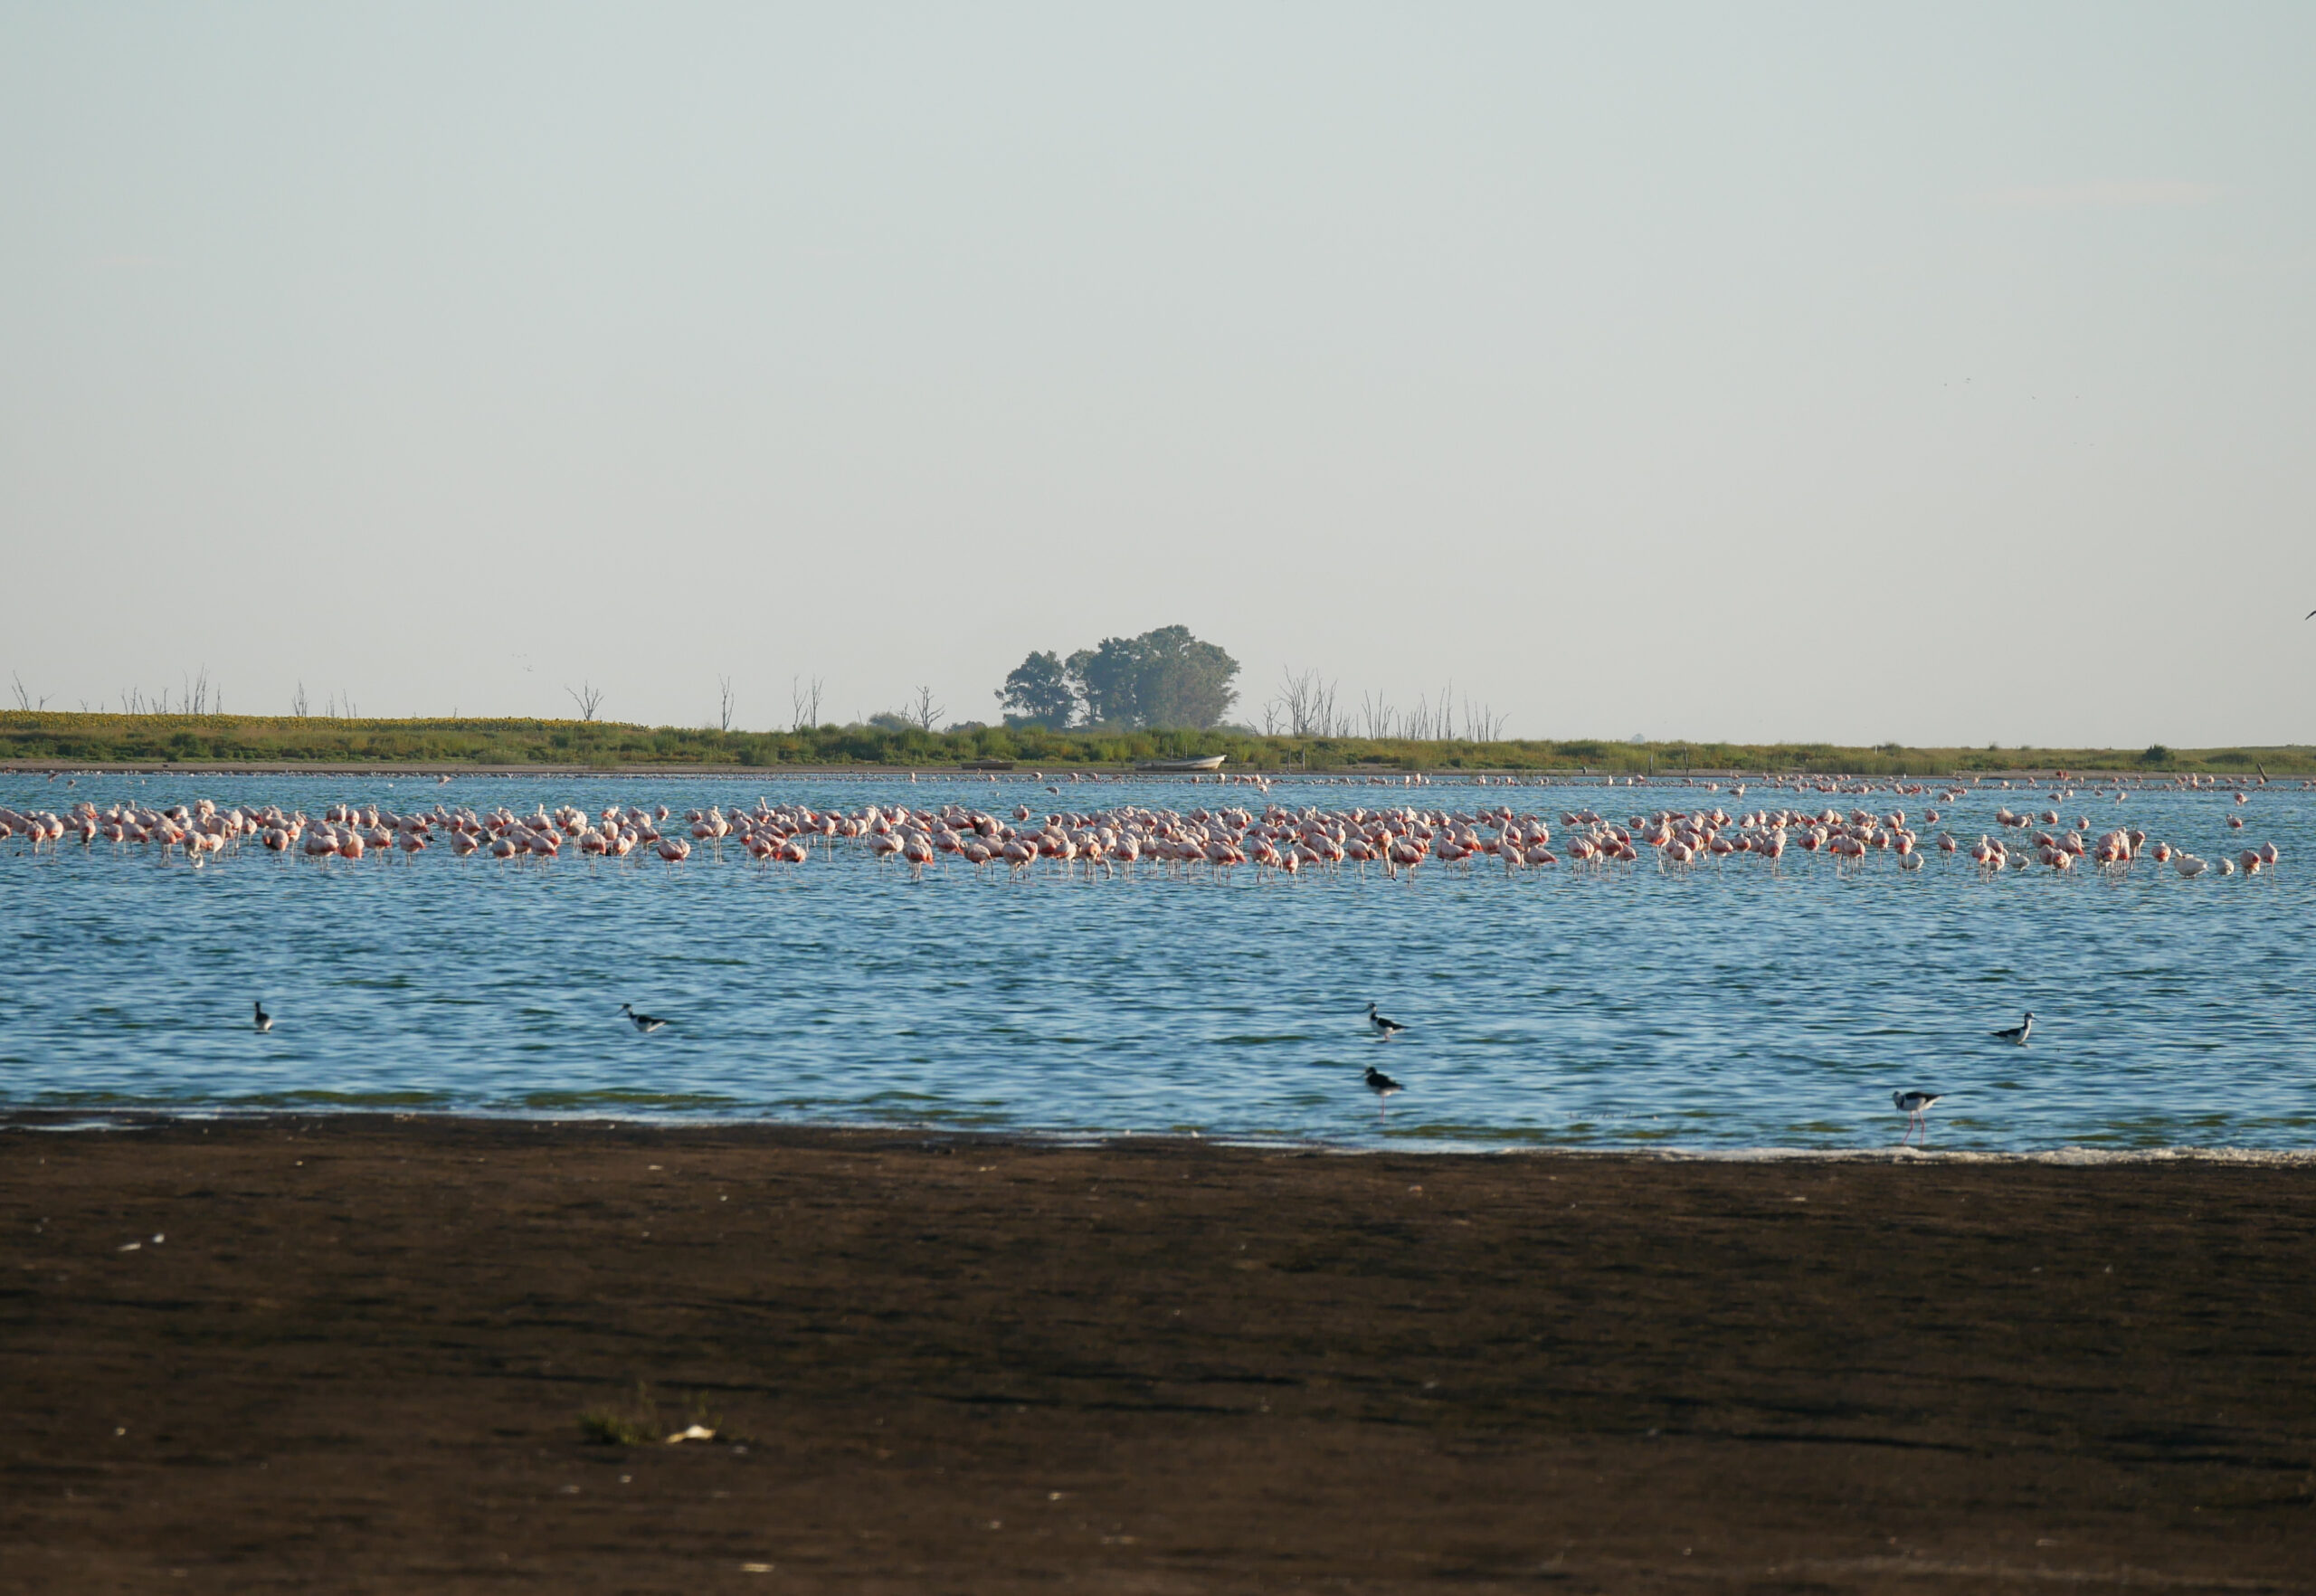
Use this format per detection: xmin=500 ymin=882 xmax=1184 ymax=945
xmin=4 ymin=4 xmax=2311 ymax=746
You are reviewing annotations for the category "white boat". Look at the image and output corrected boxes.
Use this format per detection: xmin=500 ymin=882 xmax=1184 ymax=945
xmin=1135 ymin=755 xmax=1228 ymax=773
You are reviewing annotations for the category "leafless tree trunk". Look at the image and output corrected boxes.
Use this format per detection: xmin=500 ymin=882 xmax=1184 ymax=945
xmin=1459 ymin=697 xmax=1508 ymax=742
xmin=1360 ymin=692 xmax=1397 ymax=740
xmin=567 ymin=681 xmax=605 ymax=722
xmin=8 ymin=672 xmax=43 ymax=711
xmin=1417 ymin=676 xmax=1454 ymax=741
xmin=791 ymin=675 xmax=823 ymax=733
xmin=909 ymin=685 xmax=944 ymax=733
xmin=1269 ymin=668 xmax=1343 ymax=737
xmin=292 ymin=682 xmax=309 ymax=717
xmin=717 ymin=675 xmax=736 ymax=733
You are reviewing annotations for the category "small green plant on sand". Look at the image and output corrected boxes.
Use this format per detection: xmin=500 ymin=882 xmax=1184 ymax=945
xmin=577 ymin=1408 xmax=659 ymax=1447
xmin=577 ymin=1382 xmax=726 ymax=1446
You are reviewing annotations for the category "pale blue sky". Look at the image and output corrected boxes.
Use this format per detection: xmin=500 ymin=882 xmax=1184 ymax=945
xmin=4 ymin=4 xmax=2311 ymax=745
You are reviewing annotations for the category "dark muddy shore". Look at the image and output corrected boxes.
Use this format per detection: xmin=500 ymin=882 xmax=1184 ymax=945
xmin=4 ymin=1116 xmax=2311 ymax=1592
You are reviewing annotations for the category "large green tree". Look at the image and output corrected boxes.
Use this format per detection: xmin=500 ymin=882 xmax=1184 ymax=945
xmin=1064 ymin=625 xmax=1239 ymax=729
xmin=995 ymin=650 xmax=1078 ymax=728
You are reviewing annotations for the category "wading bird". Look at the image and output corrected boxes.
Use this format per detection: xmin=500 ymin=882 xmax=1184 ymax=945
xmin=1365 ymin=1002 xmax=1407 ymax=1041
xmin=1894 ymin=1089 xmax=1941 ymax=1146
xmin=1991 ymin=1012 xmax=2035 ymax=1045
xmin=1363 ymin=1063 xmax=1404 ymax=1120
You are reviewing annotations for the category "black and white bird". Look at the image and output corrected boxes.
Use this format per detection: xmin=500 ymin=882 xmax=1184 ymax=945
xmin=619 ymin=1002 xmax=671 ymax=1035
xmin=252 ymin=1001 xmax=272 ymax=1034
xmin=1363 ymin=1064 xmax=1404 ymax=1120
xmin=1364 ymin=1002 xmax=1407 ymax=1042
xmin=1893 ymin=1089 xmax=1941 ymax=1145
xmin=1991 ymin=1011 xmax=2035 ymax=1045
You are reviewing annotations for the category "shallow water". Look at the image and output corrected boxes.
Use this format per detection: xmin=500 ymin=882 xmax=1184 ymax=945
xmin=3 ymin=772 xmax=2309 ymax=1151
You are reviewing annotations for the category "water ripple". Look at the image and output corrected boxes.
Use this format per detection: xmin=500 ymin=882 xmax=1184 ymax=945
xmin=3 ymin=774 xmax=2309 ymax=1150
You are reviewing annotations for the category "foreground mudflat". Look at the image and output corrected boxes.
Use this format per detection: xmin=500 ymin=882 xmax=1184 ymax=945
xmin=3 ymin=1118 xmax=2311 ymax=1592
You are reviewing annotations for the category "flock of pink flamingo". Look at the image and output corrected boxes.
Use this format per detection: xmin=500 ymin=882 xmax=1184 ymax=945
xmin=0 ymin=774 xmax=2285 ymax=883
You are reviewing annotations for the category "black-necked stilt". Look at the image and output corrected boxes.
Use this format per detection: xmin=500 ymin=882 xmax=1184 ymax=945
xmin=253 ymin=1001 xmax=272 ymax=1033
xmin=1363 ymin=1064 xmax=1404 ymax=1120
xmin=1364 ymin=1002 xmax=1407 ymax=1041
xmin=1991 ymin=1012 xmax=2034 ymax=1045
xmin=1894 ymin=1089 xmax=1941 ymax=1145
xmin=619 ymin=1002 xmax=670 ymax=1034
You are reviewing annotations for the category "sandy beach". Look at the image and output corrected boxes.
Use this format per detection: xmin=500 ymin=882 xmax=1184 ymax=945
xmin=4 ymin=1116 xmax=2312 ymax=1592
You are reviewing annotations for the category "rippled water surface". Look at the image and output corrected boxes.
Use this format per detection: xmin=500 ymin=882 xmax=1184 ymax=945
xmin=4 ymin=773 xmax=2311 ymax=1151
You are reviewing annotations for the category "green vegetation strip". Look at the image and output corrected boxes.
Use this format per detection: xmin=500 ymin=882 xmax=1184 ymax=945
xmin=1 ymin=712 xmax=2307 ymax=775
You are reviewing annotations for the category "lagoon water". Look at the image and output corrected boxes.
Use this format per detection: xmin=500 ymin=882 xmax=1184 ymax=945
xmin=3 ymin=773 xmax=2311 ymax=1152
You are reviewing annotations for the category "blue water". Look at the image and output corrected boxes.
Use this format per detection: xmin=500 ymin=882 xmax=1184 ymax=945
xmin=3 ymin=773 xmax=2310 ymax=1151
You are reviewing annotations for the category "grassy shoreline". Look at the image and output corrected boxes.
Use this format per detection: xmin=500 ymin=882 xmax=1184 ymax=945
xmin=2 ymin=709 xmax=2308 ymax=776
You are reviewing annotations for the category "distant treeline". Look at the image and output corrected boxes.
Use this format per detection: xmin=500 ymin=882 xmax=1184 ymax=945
xmin=1 ymin=713 xmax=2310 ymax=776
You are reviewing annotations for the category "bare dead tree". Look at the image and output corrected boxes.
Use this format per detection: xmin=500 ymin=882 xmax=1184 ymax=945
xmin=1460 ymin=696 xmax=1507 ymax=742
xmin=566 ymin=681 xmax=606 ymax=722
xmin=292 ymin=681 xmax=310 ymax=717
xmin=790 ymin=675 xmax=824 ymax=733
xmin=717 ymin=675 xmax=736 ymax=733
xmin=909 ymin=685 xmax=944 ymax=733
xmin=8 ymin=672 xmax=43 ymax=711
xmin=1269 ymin=668 xmax=1343 ymax=737
xmin=1360 ymin=691 xmax=1397 ymax=740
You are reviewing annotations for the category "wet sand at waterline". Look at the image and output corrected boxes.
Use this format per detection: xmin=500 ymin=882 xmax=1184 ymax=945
xmin=5 ymin=1118 xmax=2311 ymax=1592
